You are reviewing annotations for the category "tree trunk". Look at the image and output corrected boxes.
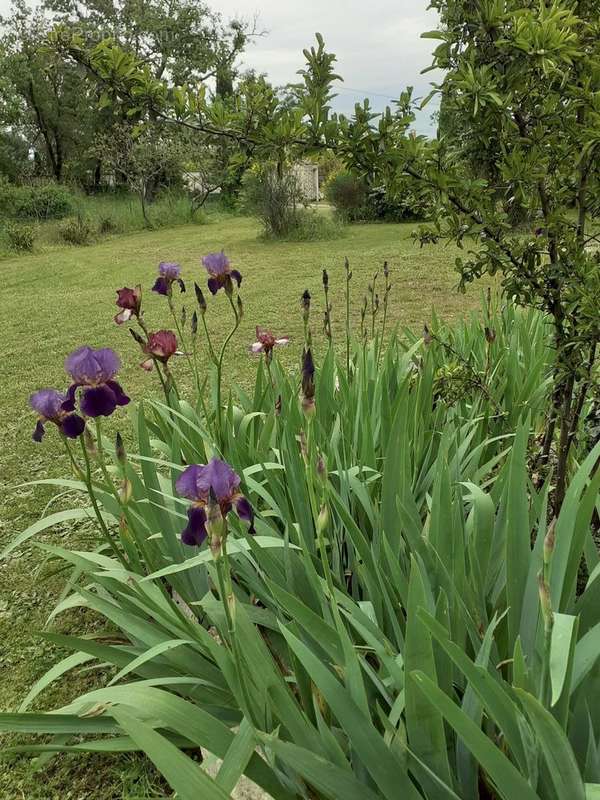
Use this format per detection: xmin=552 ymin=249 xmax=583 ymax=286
xmin=93 ymin=160 xmax=102 ymax=190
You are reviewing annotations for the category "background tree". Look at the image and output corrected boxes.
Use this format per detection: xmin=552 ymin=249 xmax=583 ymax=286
xmin=91 ymin=122 xmax=185 ymax=225
xmin=416 ymin=0 xmax=600 ymax=510
xmin=44 ymin=0 xmax=253 ymax=90
xmin=0 ymin=0 xmax=254 ymax=185
xmin=0 ymin=64 xmax=30 ymax=181
xmin=0 ymin=0 xmax=98 ymax=181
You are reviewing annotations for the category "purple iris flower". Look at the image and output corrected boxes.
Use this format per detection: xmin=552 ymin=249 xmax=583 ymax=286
xmin=30 ymin=388 xmax=85 ymax=442
xmin=175 ymin=457 xmax=254 ymax=546
xmin=201 ymin=251 xmax=242 ymax=296
xmin=63 ymin=346 xmax=130 ymax=418
xmin=152 ymin=262 xmax=185 ymax=296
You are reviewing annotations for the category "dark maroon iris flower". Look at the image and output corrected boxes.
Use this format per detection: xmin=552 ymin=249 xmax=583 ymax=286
xmin=114 ymin=285 xmax=142 ymax=324
xmin=140 ymin=330 xmax=178 ymax=371
xmin=30 ymin=388 xmax=85 ymax=442
xmin=152 ymin=262 xmax=185 ymax=296
xmin=201 ymin=251 xmax=242 ymax=296
xmin=175 ymin=458 xmax=254 ymax=546
xmin=250 ymin=327 xmax=289 ymax=356
xmin=63 ymin=346 xmax=130 ymax=418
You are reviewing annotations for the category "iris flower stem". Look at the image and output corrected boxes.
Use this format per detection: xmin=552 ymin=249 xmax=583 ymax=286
xmin=262 ymin=356 xmax=278 ymax=411
xmin=62 ymin=436 xmax=85 ymax=482
xmin=190 ymin=337 xmax=212 ymax=432
xmin=305 ymin=421 xmax=342 ymax=627
xmin=379 ymin=282 xmax=391 ymax=369
xmin=539 ymin=614 xmax=553 ymax=708
xmin=201 ymin=314 xmax=218 ymax=366
xmin=219 ymin=540 xmax=257 ymax=725
xmin=78 ymin=435 xmax=127 ymax=569
xmin=168 ymin=295 xmax=202 ymax=398
xmin=305 ymin=418 xmax=337 ymax=621
xmin=345 ymin=261 xmax=351 ymax=377
xmin=304 ymin=420 xmax=320 ymax=536
xmin=154 ymin=360 xmax=171 ymax=403
xmin=215 ymin=553 xmax=234 ymax=646
xmin=323 ymin=281 xmax=332 ymax=343
xmin=215 ymin=295 xmax=241 ymax=449
xmin=93 ymin=419 xmax=117 ymax=496
xmin=538 ymin=541 xmax=554 ymax=707
xmin=371 ymin=272 xmax=378 ymax=341
xmin=137 ymin=316 xmax=176 ymax=405
xmin=162 ymin=362 xmax=181 ymax=402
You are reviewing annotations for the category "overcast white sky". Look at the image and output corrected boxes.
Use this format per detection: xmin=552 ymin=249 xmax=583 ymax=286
xmin=216 ymin=0 xmax=440 ymax=133
xmin=0 ymin=0 xmax=441 ymax=133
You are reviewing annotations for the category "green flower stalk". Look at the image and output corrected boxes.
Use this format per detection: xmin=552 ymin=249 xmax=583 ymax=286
xmin=379 ymin=261 xmax=392 ymax=364
xmin=360 ymin=295 xmax=368 ymax=342
xmin=301 ymin=348 xmax=316 ymax=418
xmin=301 ymin=289 xmax=312 ymax=347
xmin=538 ymin=517 xmax=556 ymax=707
xmin=322 ymin=268 xmax=332 ymax=342
xmin=344 ymin=257 xmax=352 ymax=376
xmin=369 ymin=269 xmax=379 ymax=340
xmin=115 ymin=431 xmax=126 ymax=466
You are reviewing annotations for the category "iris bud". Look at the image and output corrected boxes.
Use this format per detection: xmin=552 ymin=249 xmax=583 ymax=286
xmin=115 ymin=432 xmax=126 ymax=466
xmin=317 ymin=504 xmax=329 ymax=535
xmin=119 ymin=478 xmax=133 ymax=504
xmin=194 ymin=282 xmax=207 ymax=314
xmin=543 ymin=518 xmax=556 ymax=566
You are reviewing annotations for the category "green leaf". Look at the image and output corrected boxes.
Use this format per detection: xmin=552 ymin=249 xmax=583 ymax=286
xmin=2 ymin=508 xmax=104 ymax=558
xmin=411 ymin=672 xmax=538 ymax=800
xmin=418 ymin=609 xmax=529 ymax=775
xmin=0 ymin=713 xmax=119 ymax=735
xmin=111 ymin=706 xmax=231 ymax=800
xmin=551 ymin=443 xmax=600 ymax=610
xmin=143 ymin=536 xmax=296 ymax=580
xmin=279 ymin=624 xmax=421 ymax=800
xmin=549 ymin=613 xmax=577 ymax=709
xmin=516 ymin=689 xmax=585 ymax=800
xmin=405 ymin=558 xmax=453 ymax=792
xmin=108 ymin=638 xmax=193 ymax=686
xmin=504 ymin=421 xmax=531 ymax=646
xmin=456 ymin=613 xmax=504 ymax=798
xmin=215 ymin=717 xmax=256 ymax=796
xmin=19 ymin=652 xmax=93 ymax=712
xmin=572 ymin=622 xmax=600 ymax=694
xmin=263 ymin=737 xmax=382 ymax=800
xmin=60 ymin=684 xmax=292 ymax=799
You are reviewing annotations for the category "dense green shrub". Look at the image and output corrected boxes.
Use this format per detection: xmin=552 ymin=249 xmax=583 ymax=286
xmin=315 ymin=150 xmax=344 ymax=188
xmin=325 ymin=171 xmax=432 ymax=223
xmin=367 ymin=183 xmax=432 ymax=222
xmin=279 ymin=208 xmax=344 ymax=241
xmin=3 ymin=222 xmax=35 ymax=251
xmin=5 ymin=183 xmax=74 ymax=220
xmin=242 ymin=164 xmax=304 ymax=238
xmin=242 ymin=164 xmax=344 ymax=241
xmin=58 ymin=215 xmax=94 ymax=245
xmin=97 ymin=215 xmax=120 ymax=235
xmin=324 ymin=170 xmax=368 ymax=221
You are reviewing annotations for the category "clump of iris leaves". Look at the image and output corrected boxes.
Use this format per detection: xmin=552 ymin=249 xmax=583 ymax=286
xmin=2 ymin=257 xmax=600 ymax=800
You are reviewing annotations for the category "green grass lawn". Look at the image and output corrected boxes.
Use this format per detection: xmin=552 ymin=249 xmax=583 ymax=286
xmin=0 ymin=214 xmax=486 ymax=798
